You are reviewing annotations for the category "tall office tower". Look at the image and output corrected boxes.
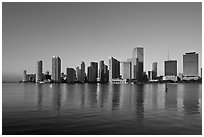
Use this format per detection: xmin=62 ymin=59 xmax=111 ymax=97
xmin=80 ymin=61 xmax=86 ymax=83
xmin=132 ymin=47 xmax=144 ymax=82
xmin=121 ymin=61 xmax=131 ymax=80
xmin=76 ymin=66 xmax=81 ymax=82
xmin=164 ymin=60 xmax=177 ymax=76
xmin=152 ymin=62 xmax=157 ymax=79
xmin=109 ymin=57 xmax=120 ymax=82
xmin=183 ymin=52 xmax=198 ymax=77
xmin=103 ymin=65 xmax=109 ymax=82
xmin=66 ymin=68 xmax=76 ymax=83
xmin=127 ymin=58 xmax=138 ymax=79
xmin=99 ymin=60 xmax=105 ymax=82
xmin=87 ymin=66 xmax=96 ymax=82
xmin=52 ymin=56 xmax=61 ymax=83
xmin=90 ymin=62 xmax=98 ymax=81
xmin=23 ymin=70 xmax=27 ymax=82
xmin=36 ymin=60 xmax=43 ymax=82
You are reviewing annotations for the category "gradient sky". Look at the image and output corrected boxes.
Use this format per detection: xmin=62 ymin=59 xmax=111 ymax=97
xmin=2 ymin=2 xmax=202 ymax=82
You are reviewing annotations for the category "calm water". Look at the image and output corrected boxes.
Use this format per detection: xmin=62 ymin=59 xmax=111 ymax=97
xmin=2 ymin=83 xmax=202 ymax=135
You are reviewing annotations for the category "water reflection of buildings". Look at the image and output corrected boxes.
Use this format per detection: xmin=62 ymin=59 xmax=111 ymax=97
xmin=151 ymin=84 xmax=158 ymax=109
xmin=37 ymin=84 xmax=43 ymax=111
xmin=86 ymin=84 xmax=98 ymax=107
xmin=183 ymin=84 xmax=199 ymax=114
xmin=97 ymin=84 xmax=109 ymax=108
xmin=51 ymin=84 xmax=61 ymax=116
xmin=111 ymin=85 xmax=120 ymax=111
xmin=165 ymin=84 xmax=177 ymax=109
xmin=136 ymin=85 xmax=144 ymax=120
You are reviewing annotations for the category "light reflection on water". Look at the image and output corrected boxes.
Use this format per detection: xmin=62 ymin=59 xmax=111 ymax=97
xmin=2 ymin=83 xmax=202 ymax=135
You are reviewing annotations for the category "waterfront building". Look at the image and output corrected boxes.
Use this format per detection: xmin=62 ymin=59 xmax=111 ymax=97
xmin=87 ymin=66 xmax=96 ymax=82
xmin=164 ymin=60 xmax=177 ymax=76
xmin=52 ymin=56 xmax=61 ymax=83
xmin=132 ymin=47 xmax=144 ymax=82
xmin=66 ymin=68 xmax=76 ymax=83
xmin=109 ymin=57 xmax=120 ymax=82
xmin=99 ymin=60 xmax=105 ymax=82
xmin=80 ymin=61 xmax=86 ymax=83
xmin=90 ymin=62 xmax=98 ymax=80
xmin=183 ymin=52 xmax=198 ymax=78
xmin=127 ymin=58 xmax=138 ymax=80
xmin=76 ymin=67 xmax=81 ymax=82
xmin=103 ymin=65 xmax=109 ymax=82
xmin=121 ymin=61 xmax=131 ymax=80
xmin=148 ymin=71 xmax=153 ymax=81
xmin=152 ymin=62 xmax=157 ymax=79
xmin=36 ymin=61 xmax=43 ymax=82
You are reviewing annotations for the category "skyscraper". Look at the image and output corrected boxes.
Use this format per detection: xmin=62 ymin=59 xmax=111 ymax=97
xmin=109 ymin=57 xmax=120 ymax=82
xmin=121 ymin=61 xmax=131 ymax=80
xmin=127 ymin=58 xmax=138 ymax=79
xmin=132 ymin=47 xmax=144 ymax=82
xmin=103 ymin=65 xmax=109 ymax=82
xmin=183 ymin=52 xmax=198 ymax=77
xmin=52 ymin=56 xmax=61 ymax=83
xmin=87 ymin=66 xmax=96 ymax=82
xmin=90 ymin=62 xmax=98 ymax=82
xmin=80 ymin=61 xmax=86 ymax=83
xmin=76 ymin=66 xmax=81 ymax=82
xmin=164 ymin=60 xmax=177 ymax=76
xmin=66 ymin=68 xmax=76 ymax=83
xmin=36 ymin=60 xmax=43 ymax=82
xmin=152 ymin=62 xmax=157 ymax=79
xmin=99 ymin=60 xmax=105 ymax=82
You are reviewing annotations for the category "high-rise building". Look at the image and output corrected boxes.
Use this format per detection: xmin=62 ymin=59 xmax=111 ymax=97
xmin=80 ymin=61 xmax=86 ymax=83
xmin=87 ymin=66 xmax=96 ymax=82
xmin=152 ymin=62 xmax=157 ymax=79
xmin=36 ymin=60 xmax=43 ymax=82
xmin=52 ymin=56 xmax=61 ymax=83
xmin=90 ymin=62 xmax=98 ymax=80
xmin=121 ymin=61 xmax=131 ymax=80
xmin=104 ymin=65 xmax=109 ymax=82
xmin=127 ymin=58 xmax=138 ymax=79
xmin=132 ymin=47 xmax=144 ymax=82
xmin=76 ymin=66 xmax=81 ymax=82
xmin=183 ymin=52 xmax=198 ymax=77
xmin=109 ymin=57 xmax=120 ymax=82
xmin=164 ymin=60 xmax=177 ymax=76
xmin=66 ymin=68 xmax=76 ymax=83
xmin=99 ymin=60 xmax=105 ymax=82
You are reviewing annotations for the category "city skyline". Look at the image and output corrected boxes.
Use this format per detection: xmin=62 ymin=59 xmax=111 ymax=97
xmin=3 ymin=2 xmax=202 ymax=82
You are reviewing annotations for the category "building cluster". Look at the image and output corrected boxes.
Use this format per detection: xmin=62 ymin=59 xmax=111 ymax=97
xmin=22 ymin=47 xmax=201 ymax=84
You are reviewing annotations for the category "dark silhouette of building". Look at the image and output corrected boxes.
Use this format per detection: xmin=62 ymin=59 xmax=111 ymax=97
xmin=52 ymin=56 xmax=61 ymax=83
xmin=109 ymin=57 xmax=120 ymax=82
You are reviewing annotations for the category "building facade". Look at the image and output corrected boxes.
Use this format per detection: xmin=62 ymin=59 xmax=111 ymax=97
xmin=152 ymin=62 xmax=157 ymax=79
xmin=87 ymin=66 xmax=96 ymax=82
xmin=80 ymin=61 xmax=86 ymax=83
xmin=36 ymin=60 xmax=43 ymax=82
xmin=164 ymin=60 xmax=177 ymax=76
xmin=66 ymin=68 xmax=76 ymax=83
xmin=90 ymin=62 xmax=98 ymax=80
xmin=52 ymin=56 xmax=61 ymax=83
xmin=183 ymin=52 xmax=198 ymax=77
xmin=121 ymin=61 xmax=131 ymax=80
xmin=109 ymin=57 xmax=120 ymax=82
xmin=132 ymin=47 xmax=144 ymax=82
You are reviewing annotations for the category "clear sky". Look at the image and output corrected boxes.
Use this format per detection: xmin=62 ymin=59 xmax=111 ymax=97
xmin=2 ymin=2 xmax=202 ymax=82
